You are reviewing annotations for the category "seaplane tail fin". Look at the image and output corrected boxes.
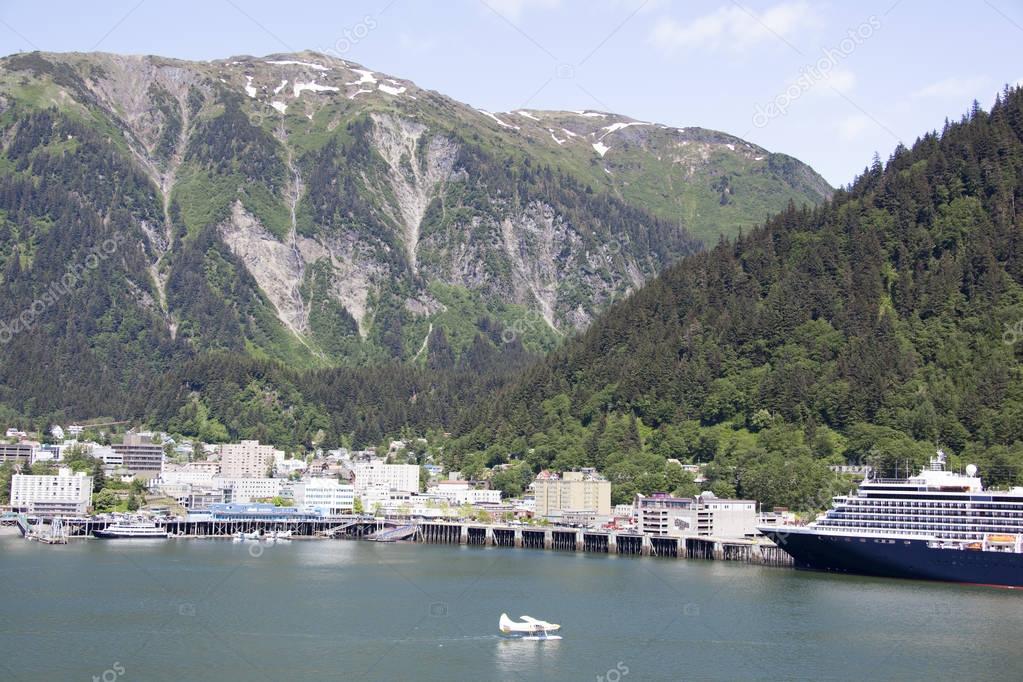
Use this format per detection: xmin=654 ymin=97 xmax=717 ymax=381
xmin=499 ymin=613 xmax=514 ymax=633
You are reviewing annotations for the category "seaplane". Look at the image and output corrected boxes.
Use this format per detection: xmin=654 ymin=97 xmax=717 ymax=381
xmin=498 ymin=613 xmax=562 ymax=640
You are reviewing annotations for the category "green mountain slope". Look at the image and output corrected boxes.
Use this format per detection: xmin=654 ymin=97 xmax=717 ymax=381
xmin=0 ymin=50 xmax=829 ymax=414
xmin=456 ymin=90 xmax=1023 ymax=506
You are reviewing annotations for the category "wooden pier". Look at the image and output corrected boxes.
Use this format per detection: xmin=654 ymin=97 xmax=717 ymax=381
xmin=407 ymin=522 xmax=792 ymax=566
xmin=34 ymin=516 xmax=793 ymax=567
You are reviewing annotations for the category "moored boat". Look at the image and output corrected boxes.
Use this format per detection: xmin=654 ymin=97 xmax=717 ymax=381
xmin=93 ymin=520 xmax=168 ymax=539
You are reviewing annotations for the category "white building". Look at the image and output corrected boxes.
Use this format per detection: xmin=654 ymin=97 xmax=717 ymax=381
xmin=352 ymin=460 xmax=419 ymax=495
xmin=11 ymin=467 xmax=92 ymax=515
xmin=636 ymin=492 xmax=757 ymax=538
xmin=92 ymin=445 xmax=121 ymax=468
xmin=276 ymin=457 xmax=308 ymax=477
xmin=293 ymin=479 xmax=355 ymax=515
xmin=427 ymin=480 xmax=502 ymax=506
xmin=360 ymin=487 xmax=413 ymax=515
xmin=219 ymin=441 xmax=285 ymax=478
xmin=156 ymin=464 xmax=219 ymax=488
xmin=31 ymin=445 xmax=60 ymax=464
xmin=215 ymin=477 xmax=285 ymax=504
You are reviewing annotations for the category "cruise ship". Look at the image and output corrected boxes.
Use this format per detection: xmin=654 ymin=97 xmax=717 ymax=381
xmin=760 ymin=452 xmax=1023 ymax=587
xmin=93 ymin=520 xmax=169 ymax=539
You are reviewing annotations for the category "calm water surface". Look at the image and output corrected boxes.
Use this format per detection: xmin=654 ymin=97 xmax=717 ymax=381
xmin=1 ymin=535 xmax=1021 ymax=681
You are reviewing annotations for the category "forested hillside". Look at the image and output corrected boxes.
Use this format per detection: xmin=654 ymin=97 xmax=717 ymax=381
xmin=0 ymin=50 xmax=829 ymax=422
xmin=450 ymin=89 xmax=1023 ymax=507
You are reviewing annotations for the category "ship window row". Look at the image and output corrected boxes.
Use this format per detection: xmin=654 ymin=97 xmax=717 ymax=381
xmin=824 ymin=513 xmax=1022 ymax=528
xmin=820 ymin=522 xmax=1021 ymax=533
xmin=830 ymin=509 xmax=1023 ymax=519
xmin=818 ymin=520 xmax=1013 ymax=534
xmin=816 ymin=525 xmax=979 ymax=541
xmin=839 ymin=499 xmax=1023 ymax=511
xmin=859 ymin=492 xmax=1023 ymax=504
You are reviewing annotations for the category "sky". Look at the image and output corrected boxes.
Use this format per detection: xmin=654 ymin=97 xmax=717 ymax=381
xmin=1 ymin=0 xmax=1021 ymax=186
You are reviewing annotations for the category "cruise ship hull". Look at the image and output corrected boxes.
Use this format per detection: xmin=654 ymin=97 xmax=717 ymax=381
xmin=763 ymin=529 xmax=1023 ymax=588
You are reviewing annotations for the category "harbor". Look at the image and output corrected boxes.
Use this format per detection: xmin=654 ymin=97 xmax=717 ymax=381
xmin=12 ymin=513 xmax=793 ymax=566
xmin=1 ymin=534 xmax=1020 ymax=681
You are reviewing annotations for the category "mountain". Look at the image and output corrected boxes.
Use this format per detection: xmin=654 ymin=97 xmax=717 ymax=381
xmin=0 ymin=50 xmax=830 ymax=422
xmin=458 ymin=89 xmax=1023 ymax=506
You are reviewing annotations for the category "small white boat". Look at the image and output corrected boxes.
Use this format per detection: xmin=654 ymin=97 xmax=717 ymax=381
xmin=272 ymin=530 xmax=293 ymax=540
xmin=499 ymin=613 xmax=562 ymax=640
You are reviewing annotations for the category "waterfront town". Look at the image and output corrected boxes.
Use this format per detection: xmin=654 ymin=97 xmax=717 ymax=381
xmin=0 ymin=423 xmax=790 ymax=548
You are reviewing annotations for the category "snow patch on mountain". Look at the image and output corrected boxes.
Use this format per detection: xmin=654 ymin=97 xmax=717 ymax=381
xmin=273 ymin=79 xmax=288 ymax=95
xmin=593 ymin=141 xmax=610 ymax=157
xmin=477 ymin=110 xmax=519 ymax=130
xmin=599 ymin=121 xmax=650 ymax=138
xmin=244 ymin=76 xmax=256 ymax=98
xmin=346 ymin=69 xmax=377 ymax=85
xmin=378 ymin=83 xmax=406 ymax=96
xmin=293 ymin=81 xmax=340 ymax=97
xmin=271 ymin=101 xmax=287 ymax=114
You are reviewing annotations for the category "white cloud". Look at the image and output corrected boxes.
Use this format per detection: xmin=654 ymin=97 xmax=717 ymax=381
xmin=837 ymin=114 xmax=872 ymax=141
xmin=650 ymin=1 xmax=815 ymax=53
xmin=912 ymin=75 xmax=987 ymax=99
xmin=484 ymin=0 xmax=561 ymax=21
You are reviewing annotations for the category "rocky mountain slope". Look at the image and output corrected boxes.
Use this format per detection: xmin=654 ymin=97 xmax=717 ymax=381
xmin=0 ymin=50 xmax=830 ymax=417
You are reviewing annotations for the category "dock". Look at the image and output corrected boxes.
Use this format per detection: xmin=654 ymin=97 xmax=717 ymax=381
xmin=34 ymin=516 xmax=792 ymax=566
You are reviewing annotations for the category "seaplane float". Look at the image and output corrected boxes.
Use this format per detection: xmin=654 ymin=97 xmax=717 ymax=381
xmin=498 ymin=613 xmax=562 ymax=640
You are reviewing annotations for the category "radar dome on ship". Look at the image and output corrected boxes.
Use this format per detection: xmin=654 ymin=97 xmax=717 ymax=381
xmin=966 ymin=464 xmax=978 ymax=477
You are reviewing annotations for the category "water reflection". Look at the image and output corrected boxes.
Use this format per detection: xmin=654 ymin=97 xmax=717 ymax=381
xmin=494 ymin=636 xmax=563 ymax=678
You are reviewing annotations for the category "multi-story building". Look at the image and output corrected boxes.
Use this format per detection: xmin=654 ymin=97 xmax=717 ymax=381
xmin=533 ymin=469 xmax=611 ymax=518
xmin=0 ymin=442 xmax=35 ymax=466
xmin=112 ymin=432 xmax=164 ymax=476
xmin=636 ymin=492 xmax=757 ymax=538
xmin=293 ymin=479 xmax=355 ymax=515
xmin=156 ymin=462 xmax=220 ymax=488
xmin=352 ymin=460 xmax=420 ymax=495
xmin=11 ymin=467 xmax=92 ymax=516
xmin=219 ymin=441 xmax=284 ymax=479
xmin=165 ymin=485 xmax=227 ymax=512
xmin=694 ymin=493 xmax=757 ymax=537
xmin=215 ymin=477 xmax=285 ymax=504
xmin=427 ymin=480 xmax=502 ymax=506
